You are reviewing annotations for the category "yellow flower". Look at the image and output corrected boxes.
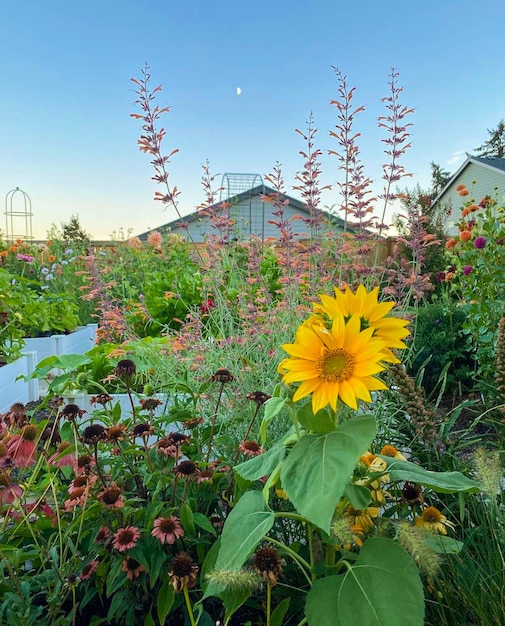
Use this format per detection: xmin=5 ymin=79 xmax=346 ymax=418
xmin=380 ymin=444 xmax=407 ymax=460
xmin=279 ymin=312 xmax=388 ymax=412
xmin=344 ymin=505 xmax=379 ymax=533
xmin=314 ymin=285 xmax=410 ymax=363
xmin=414 ymin=506 xmax=455 ymax=535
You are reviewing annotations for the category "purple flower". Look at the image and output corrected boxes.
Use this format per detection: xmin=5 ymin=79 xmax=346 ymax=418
xmin=16 ymin=254 xmax=34 ymax=263
xmin=463 ymin=266 xmax=473 ymax=275
xmin=497 ymin=238 xmax=504 ymax=245
xmin=474 ymin=236 xmax=487 ymax=249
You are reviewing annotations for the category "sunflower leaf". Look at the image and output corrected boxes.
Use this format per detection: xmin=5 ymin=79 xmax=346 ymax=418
xmin=380 ymin=457 xmax=481 ymax=493
xmin=305 ymin=538 xmax=424 ymax=626
xmin=281 ymin=414 xmax=377 ymax=533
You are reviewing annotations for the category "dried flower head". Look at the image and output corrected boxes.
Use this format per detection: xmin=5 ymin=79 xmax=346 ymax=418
xmin=210 ymin=369 xmax=234 ymax=384
xmin=61 ymin=404 xmax=86 ymax=421
xmin=169 ymin=552 xmax=199 ymax=592
xmin=246 ymin=391 xmax=271 ymax=405
xmin=115 ymin=359 xmax=137 ymax=379
xmin=90 ymin=394 xmax=114 ymax=406
xmin=106 ymin=424 xmax=127 ymax=443
xmin=81 ymin=424 xmax=106 ymax=445
xmin=402 ymin=482 xmax=424 ymax=507
xmin=132 ymin=422 xmax=154 ymax=438
xmin=139 ymin=397 xmax=163 ymax=412
xmin=251 ymin=545 xmax=283 ymax=586
xmin=174 ymin=460 xmax=199 ymax=478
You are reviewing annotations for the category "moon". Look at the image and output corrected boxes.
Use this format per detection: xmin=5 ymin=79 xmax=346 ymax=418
xmin=236 ymin=87 xmax=242 ymax=95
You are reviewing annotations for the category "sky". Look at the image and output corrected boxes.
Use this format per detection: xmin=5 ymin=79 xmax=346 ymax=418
xmin=1 ymin=0 xmax=505 ymax=240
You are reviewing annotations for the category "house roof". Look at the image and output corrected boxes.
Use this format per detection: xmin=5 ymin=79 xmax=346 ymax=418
xmin=433 ymin=155 xmax=505 ymax=205
xmin=137 ymin=184 xmax=349 ymax=239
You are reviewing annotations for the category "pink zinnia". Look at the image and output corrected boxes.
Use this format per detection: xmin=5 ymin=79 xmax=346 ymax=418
xmin=112 ymin=526 xmax=140 ymax=551
xmin=151 ymin=516 xmax=184 ymax=545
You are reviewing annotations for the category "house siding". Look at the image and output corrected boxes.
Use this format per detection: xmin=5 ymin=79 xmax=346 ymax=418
xmin=165 ymin=196 xmax=330 ymax=242
xmin=442 ymin=162 xmax=505 ymax=235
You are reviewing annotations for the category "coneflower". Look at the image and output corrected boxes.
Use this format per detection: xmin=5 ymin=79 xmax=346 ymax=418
xmin=8 ymin=424 xmax=38 ymax=466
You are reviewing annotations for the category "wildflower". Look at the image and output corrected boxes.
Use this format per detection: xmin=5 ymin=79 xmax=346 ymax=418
xmin=48 ymin=441 xmax=76 ymax=467
xmin=456 ymin=184 xmax=466 ymax=192
xmin=8 ymin=424 xmax=38 ymax=466
xmin=128 ymin=236 xmax=142 ymax=248
xmin=151 ymin=516 xmax=184 ymax=544
xmin=3 ymin=402 xmax=27 ymax=428
xmin=98 ymin=483 xmax=124 ymax=508
xmin=344 ymin=505 xmax=379 ymax=533
xmin=463 ymin=265 xmax=473 ymax=275
xmin=402 ymin=482 xmax=424 ymax=507
xmin=80 ymin=424 xmax=106 ymax=445
xmin=122 ymin=557 xmax=145 ymax=580
xmin=201 ymin=298 xmax=215 ymax=314
xmin=106 ymin=424 xmax=127 ymax=443
xmin=414 ymin=506 xmax=455 ymax=534
xmin=279 ymin=311 xmax=389 ymax=413
xmin=238 ymin=440 xmax=264 ymax=457
xmin=60 ymin=403 xmax=86 ymax=420
xmin=112 ymin=526 xmax=140 ymax=551
xmin=474 ymin=236 xmax=487 ymax=249
xmin=210 ymin=369 xmax=234 ymax=383
xmin=314 ymin=284 xmax=410 ymax=363
xmin=380 ymin=444 xmax=407 ymax=460
xmin=459 ymin=188 xmax=470 ymax=197
xmin=459 ymin=230 xmax=472 ymax=242
xmin=251 ymin=546 xmax=283 ymax=585
xmin=445 ymin=272 xmax=454 ymax=281
xmin=147 ymin=230 xmax=163 ymax=248
xmin=80 ymin=560 xmax=99 ymax=581
xmin=132 ymin=422 xmax=154 ymax=438
xmin=445 ymin=238 xmax=457 ymax=249
xmin=169 ymin=552 xmax=199 ymax=592
xmin=74 ymin=453 xmax=95 ymax=474
xmin=68 ymin=474 xmax=97 ymax=496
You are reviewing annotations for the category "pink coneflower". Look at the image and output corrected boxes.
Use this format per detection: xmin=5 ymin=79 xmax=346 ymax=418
xmin=80 ymin=559 xmax=99 ymax=581
xmin=0 ymin=472 xmax=22 ymax=504
xmin=112 ymin=526 xmax=140 ymax=552
xmin=198 ymin=469 xmax=214 ymax=484
xmin=122 ymin=557 xmax=145 ymax=580
xmin=68 ymin=474 xmax=97 ymax=496
xmin=151 ymin=516 xmax=184 ymax=544
xmin=156 ymin=439 xmax=177 ymax=458
xmin=95 ymin=526 xmax=110 ymax=543
xmin=238 ymin=440 xmax=264 ymax=457
xmin=98 ymin=483 xmax=124 ymax=508
xmin=64 ymin=489 xmax=87 ymax=512
xmin=8 ymin=424 xmax=38 ymax=466
xmin=73 ymin=453 xmax=95 ymax=475
xmin=48 ymin=441 xmax=76 ymax=468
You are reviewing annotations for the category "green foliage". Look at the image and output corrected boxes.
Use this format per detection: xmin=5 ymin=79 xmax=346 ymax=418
xmin=408 ymin=301 xmax=473 ymax=395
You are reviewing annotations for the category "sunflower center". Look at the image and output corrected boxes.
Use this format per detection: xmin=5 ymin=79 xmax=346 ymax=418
xmin=317 ymin=348 xmax=354 ymax=382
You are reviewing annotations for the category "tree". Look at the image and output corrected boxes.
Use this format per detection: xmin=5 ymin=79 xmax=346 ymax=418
xmin=475 ymin=119 xmax=505 ymax=158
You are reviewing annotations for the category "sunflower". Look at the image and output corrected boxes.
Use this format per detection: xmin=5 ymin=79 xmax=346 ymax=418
xmin=279 ymin=312 xmax=388 ymax=412
xmin=313 ymin=284 xmax=410 ymax=363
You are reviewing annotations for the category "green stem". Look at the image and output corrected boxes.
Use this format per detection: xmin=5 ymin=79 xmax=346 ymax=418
xmin=183 ymin=585 xmax=197 ymax=626
xmin=264 ymin=536 xmax=312 ymax=585
xmin=266 ymin=581 xmax=272 ymax=626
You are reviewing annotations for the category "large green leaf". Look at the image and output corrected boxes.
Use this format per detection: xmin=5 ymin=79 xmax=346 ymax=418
xmin=281 ymin=415 xmax=376 ymax=533
xmin=381 ymin=456 xmax=481 ymax=493
xmin=260 ymin=397 xmax=287 ymax=444
xmin=305 ymin=538 xmax=424 ymax=626
xmin=214 ymin=491 xmax=274 ymax=572
xmin=234 ymin=445 xmax=286 ymax=481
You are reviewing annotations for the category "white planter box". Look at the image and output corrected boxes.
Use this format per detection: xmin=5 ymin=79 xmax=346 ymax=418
xmin=23 ymin=324 xmax=98 ymax=365
xmin=0 ymin=352 xmax=40 ymax=414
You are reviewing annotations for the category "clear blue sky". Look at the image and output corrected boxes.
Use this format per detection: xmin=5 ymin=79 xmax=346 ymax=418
xmin=1 ymin=0 xmax=504 ymax=240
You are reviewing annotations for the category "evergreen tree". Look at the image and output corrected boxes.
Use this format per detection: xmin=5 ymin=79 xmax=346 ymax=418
xmin=475 ymin=120 xmax=505 ymax=158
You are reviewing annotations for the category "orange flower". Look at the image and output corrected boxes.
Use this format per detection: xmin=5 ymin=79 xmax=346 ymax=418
xmin=459 ymin=189 xmax=470 ymax=197
xmin=445 ymin=272 xmax=454 ymax=281
xmin=461 ymin=207 xmax=471 ymax=218
xmin=48 ymin=254 xmax=56 ymax=262
xmin=456 ymin=184 xmax=466 ymax=192
xmin=445 ymin=238 xmax=457 ymax=249
xmin=459 ymin=230 xmax=472 ymax=242
xmin=0 ymin=251 xmax=8 ymax=257
xmin=8 ymin=246 xmax=17 ymax=253
xmin=468 ymin=204 xmax=480 ymax=212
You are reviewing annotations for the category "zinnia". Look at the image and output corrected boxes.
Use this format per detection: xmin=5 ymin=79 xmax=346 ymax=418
xmin=474 ymin=236 xmax=487 ymax=249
